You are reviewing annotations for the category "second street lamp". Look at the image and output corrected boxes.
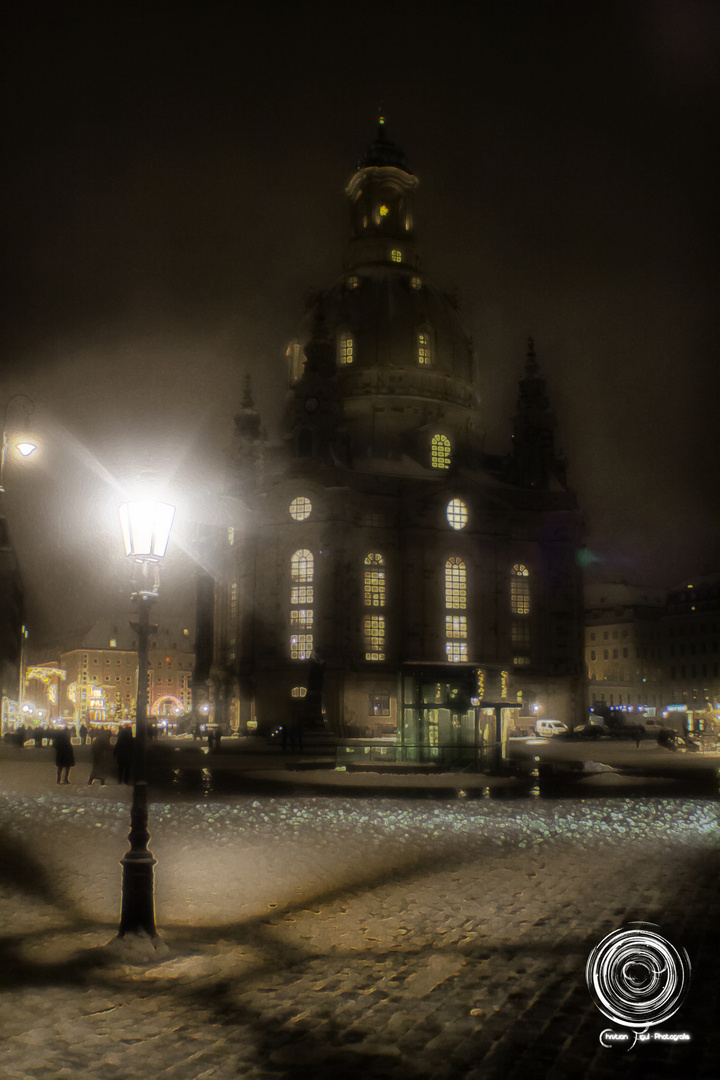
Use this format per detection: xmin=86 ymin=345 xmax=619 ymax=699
xmin=117 ymin=498 xmax=175 ymax=940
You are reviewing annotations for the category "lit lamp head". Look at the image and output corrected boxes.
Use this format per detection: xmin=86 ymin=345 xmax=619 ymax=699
xmin=119 ymin=500 xmax=175 ymax=563
xmin=119 ymin=499 xmax=175 ymax=600
xmin=16 ymin=441 xmax=38 ymax=459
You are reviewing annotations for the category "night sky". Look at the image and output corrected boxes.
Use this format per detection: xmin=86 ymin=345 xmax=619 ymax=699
xmin=1 ymin=1 xmax=718 ymax=652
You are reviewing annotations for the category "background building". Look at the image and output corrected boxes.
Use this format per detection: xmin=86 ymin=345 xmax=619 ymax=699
xmin=60 ymin=616 xmax=194 ymax=728
xmin=211 ymin=125 xmax=586 ymax=755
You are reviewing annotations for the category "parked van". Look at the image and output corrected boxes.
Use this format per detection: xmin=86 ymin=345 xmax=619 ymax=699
xmin=535 ymin=719 xmax=568 ymax=738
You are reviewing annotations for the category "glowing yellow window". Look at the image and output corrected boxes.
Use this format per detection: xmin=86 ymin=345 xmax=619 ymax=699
xmin=379 ymin=204 xmax=389 ymax=217
xmin=446 ymin=641 xmax=468 ymax=663
xmin=445 ymin=557 xmax=467 ymax=609
xmin=431 ymin=434 xmax=451 ymax=469
xmin=410 ymin=277 xmax=422 ymax=290
xmin=446 ymin=499 xmax=468 ymax=530
xmin=445 ymin=615 xmax=467 ymax=639
xmin=391 ymin=249 xmax=402 ymax=263
xmin=364 ymin=615 xmax=386 ymax=661
xmin=347 ymin=276 xmax=359 ymax=289
xmin=290 ymin=634 xmax=313 ymax=660
xmin=364 ymin=553 xmax=385 ymax=607
xmin=511 ymin=564 xmax=530 ymax=615
xmin=417 ymin=331 xmax=432 ymax=366
xmin=291 ymin=549 xmax=314 ymax=582
xmin=290 ymin=609 xmax=313 ymax=629
xmin=289 ymin=497 xmax=312 ymax=521
xmin=291 ymin=584 xmax=313 ymax=605
xmin=291 ymin=686 xmax=307 ymax=698
xmin=338 ymin=332 xmax=354 ymax=365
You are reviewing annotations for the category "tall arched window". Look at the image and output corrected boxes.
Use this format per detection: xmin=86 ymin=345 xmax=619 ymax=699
xmin=337 ymin=332 xmax=354 ymax=366
xmin=511 ymin=564 xmax=531 ymax=665
xmin=364 ymin=553 xmax=385 ymax=607
xmin=445 ymin=557 xmax=468 ymax=662
xmin=364 ymin=553 xmax=386 ymax=659
xmin=431 ymin=434 xmax=451 ymax=470
xmin=511 ymin=564 xmax=530 ymax=615
xmin=290 ymin=550 xmax=314 ymax=659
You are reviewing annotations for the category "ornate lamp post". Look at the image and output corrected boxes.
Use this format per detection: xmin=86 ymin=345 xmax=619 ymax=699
xmin=117 ymin=498 xmax=175 ymax=939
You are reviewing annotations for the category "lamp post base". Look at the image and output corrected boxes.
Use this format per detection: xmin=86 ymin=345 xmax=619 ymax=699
xmin=118 ymin=780 xmax=158 ymax=939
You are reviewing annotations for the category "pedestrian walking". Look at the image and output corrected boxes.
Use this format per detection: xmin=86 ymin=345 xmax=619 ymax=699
xmin=88 ymin=728 xmax=112 ymax=785
xmin=113 ymin=723 xmax=135 ymax=784
xmin=79 ymin=722 xmax=88 ymax=746
xmin=53 ymin=727 xmax=75 ymax=785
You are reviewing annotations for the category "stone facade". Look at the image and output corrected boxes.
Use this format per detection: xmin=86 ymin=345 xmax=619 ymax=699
xmin=212 ymin=124 xmax=586 ymax=748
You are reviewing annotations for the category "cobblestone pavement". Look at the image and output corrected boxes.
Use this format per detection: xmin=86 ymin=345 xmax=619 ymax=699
xmin=1 ymin=760 xmax=719 ymax=1079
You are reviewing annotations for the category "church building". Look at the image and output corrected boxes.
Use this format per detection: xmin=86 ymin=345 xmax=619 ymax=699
xmin=210 ymin=123 xmax=586 ymax=758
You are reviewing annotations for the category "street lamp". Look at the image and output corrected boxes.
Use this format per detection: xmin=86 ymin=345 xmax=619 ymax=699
xmin=0 ymin=394 xmax=37 ymax=496
xmin=117 ymin=497 xmax=175 ymax=940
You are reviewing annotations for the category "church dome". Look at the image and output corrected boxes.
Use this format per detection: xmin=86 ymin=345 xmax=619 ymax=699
xmin=284 ymin=128 xmax=481 ymax=468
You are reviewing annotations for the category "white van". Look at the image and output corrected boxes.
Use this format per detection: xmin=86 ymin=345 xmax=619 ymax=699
xmin=535 ymin=719 xmax=568 ymax=738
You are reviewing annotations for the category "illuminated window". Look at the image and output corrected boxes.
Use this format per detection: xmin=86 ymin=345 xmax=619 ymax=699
xmin=338 ymin=332 xmax=354 ymax=365
xmin=391 ymin=249 xmax=402 ymax=263
xmin=410 ymin=276 xmax=422 ymax=290
xmin=290 ymin=609 xmax=313 ymax=629
xmin=369 ymin=690 xmax=390 ymax=716
xmin=446 ymin=499 xmax=468 ymax=530
xmin=510 ymin=564 xmax=530 ymax=614
xmin=431 ymin=434 xmax=451 ymax=470
xmin=445 ymin=557 xmax=467 ymax=609
xmin=347 ymin=275 xmax=359 ymax=289
xmin=364 ymin=615 xmax=386 ymax=660
xmin=291 ymin=686 xmax=307 ymax=698
xmin=446 ymin=641 xmax=468 ymax=663
xmin=364 ymin=553 xmax=385 ymax=607
xmin=291 ymin=549 xmax=314 ymax=582
xmin=291 ymin=550 xmax=314 ymax=660
xmin=290 ymin=634 xmax=313 ymax=660
xmin=417 ymin=331 xmax=432 ymax=366
xmin=228 ymin=526 xmax=236 ymax=546
xmin=512 ymin=622 xmax=531 ymax=665
xmin=379 ymin=204 xmax=389 ymax=217
xmin=445 ymin=615 xmax=467 ymax=639
xmin=289 ymin=496 xmax=312 ymax=521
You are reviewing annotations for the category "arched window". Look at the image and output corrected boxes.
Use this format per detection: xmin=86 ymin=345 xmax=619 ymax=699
xmin=290 ymin=550 xmax=314 ymax=659
xmin=431 ymin=434 xmax=451 ymax=470
xmin=417 ymin=330 xmax=432 ymax=366
xmin=511 ymin=564 xmax=531 ymax=665
xmin=364 ymin=553 xmax=385 ymax=607
xmin=445 ymin=557 xmax=466 ymax=609
xmin=337 ymin=332 xmax=354 ymax=366
xmin=291 ymin=550 xmax=313 ymax=583
xmin=364 ymin=554 xmax=386 ymax=659
xmin=445 ymin=557 xmax=468 ymax=662
xmin=511 ymin=564 xmax=530 ymax=615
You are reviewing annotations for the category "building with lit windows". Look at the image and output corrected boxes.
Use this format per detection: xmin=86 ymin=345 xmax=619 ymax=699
xmin=211 ymin=124 xmax=586 ymax=751
xmin=60 ymin=617 xmax=194 ymax=727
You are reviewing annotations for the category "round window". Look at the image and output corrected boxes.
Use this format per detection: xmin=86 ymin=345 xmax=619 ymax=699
xmin=447 ymin=499 xmax=468 ymax=530
xmin=289 ymin=497 xmax=312 ymax=521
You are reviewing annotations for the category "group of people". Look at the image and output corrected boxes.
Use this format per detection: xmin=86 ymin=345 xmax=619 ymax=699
xmin=52 ymin=723 xmax=136 ymax=786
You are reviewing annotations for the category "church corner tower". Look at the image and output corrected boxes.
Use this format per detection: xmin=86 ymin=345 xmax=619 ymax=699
xmin=212 ymin=125 xmax=586 ymax=753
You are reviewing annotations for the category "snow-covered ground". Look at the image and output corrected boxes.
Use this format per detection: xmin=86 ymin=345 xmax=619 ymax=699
xmin=1 ymin=756 xmax=719 ymax=1079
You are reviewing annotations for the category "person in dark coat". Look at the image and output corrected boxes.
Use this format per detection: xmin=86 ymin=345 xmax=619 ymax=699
xmin=53 ymin=727 xmax=75 ymax=785
xmin=113 ymin=724 xmax=135 ymax=784
xmin=88 ymin=728 xmax=112 ymax=785
xmin=79 ymin=723 xmax=88 ymax=746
